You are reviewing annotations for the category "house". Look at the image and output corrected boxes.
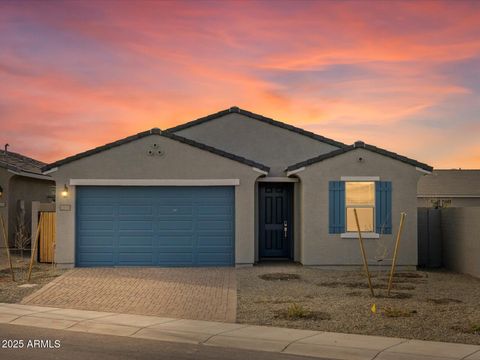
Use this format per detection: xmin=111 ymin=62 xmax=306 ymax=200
xmin=42 ymin=107 xmax=433 ymax=268
xmin=417 ymin=169 xmax=480 ymax=275
xmin=417 ymin=170 xmax=480 ymax=208
xmin=0 ymin=148 xmax=54 ymax=249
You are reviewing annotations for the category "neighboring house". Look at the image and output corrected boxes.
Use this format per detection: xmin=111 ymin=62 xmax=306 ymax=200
xmin=42 ymin=107 xmax=433 ymax=268
xmin=417 ymin=170 xmax=480 ymax=208
xmin=0 ymin=149 xmax=54 ymax=248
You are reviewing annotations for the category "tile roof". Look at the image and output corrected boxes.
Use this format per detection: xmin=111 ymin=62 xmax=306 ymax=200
xmin=0 ymin=149 xmax=46 ymax=175
xmin=285 ymin=140 xmax=433 ymax=173
xmin=166 ymin=106 xmax=348 ymax=148
xmin=42 ymin=128 xmax=270 ymax=172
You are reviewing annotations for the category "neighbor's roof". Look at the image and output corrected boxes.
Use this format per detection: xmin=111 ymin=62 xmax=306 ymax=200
xmin=166 ymin=106 xmax=348 ymax=149
xmin=417 ymin=169 xmax=480 ymax=196
xmin=42 ymin=128 xmax=270 ymax=172
xmin=0 ymin=149 xmax=48 ymax=176
xmin=286 ymin=141 xmax=433 ymax=173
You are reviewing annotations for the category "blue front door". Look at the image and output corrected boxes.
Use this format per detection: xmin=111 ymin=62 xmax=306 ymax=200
xmin=76 ymin=186 xmax=235 ymax=267
xmin=259 ymin=183 xmax=293 ymax=259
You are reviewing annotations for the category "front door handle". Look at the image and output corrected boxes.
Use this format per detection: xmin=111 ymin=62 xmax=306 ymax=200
xmin=283 ymin=221 xmax=288 ymax=239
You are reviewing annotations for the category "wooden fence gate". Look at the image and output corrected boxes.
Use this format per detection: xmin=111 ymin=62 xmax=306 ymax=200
xmin=39 ymin=212 xmax=56 ymax=263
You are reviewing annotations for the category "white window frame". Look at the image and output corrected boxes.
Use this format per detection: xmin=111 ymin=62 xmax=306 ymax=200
xmin=341 ymin=176 xmax=380 ymax=238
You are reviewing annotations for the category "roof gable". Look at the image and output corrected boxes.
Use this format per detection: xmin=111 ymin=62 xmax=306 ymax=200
xmin=166 ymin=106 xmax=347 ymax=149
xmin=42 ymin=128 xmax=269 ymax=173
xmin=286 ymin=141 xmax=433 ymax=173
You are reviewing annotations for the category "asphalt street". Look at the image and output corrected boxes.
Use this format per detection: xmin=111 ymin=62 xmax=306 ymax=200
xmin=0 ymin=324 xmax=327 ymax=360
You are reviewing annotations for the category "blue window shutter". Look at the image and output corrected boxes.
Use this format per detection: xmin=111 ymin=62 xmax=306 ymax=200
xmin=375 ymin=181 xmax=392 ymax=234
xmin=329 ymin=181 xmax=345 ymax=234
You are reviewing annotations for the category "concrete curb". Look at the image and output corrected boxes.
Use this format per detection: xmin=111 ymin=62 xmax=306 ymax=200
xmin=1 ymin=303 xmax=479 ymax=360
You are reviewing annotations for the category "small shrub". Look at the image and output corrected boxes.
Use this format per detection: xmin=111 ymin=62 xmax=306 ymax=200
xmin=394 ymin=272 xmax=424 ymax=279
xmin=383 ymin=307 xmax=417 ymax=318
xmin=427 ymin=298 xmax=463 ymax=305
xmin=376 ymin=292 xmax=413 ymax=299
xmin=451 ymin=323 xmax=480 ymax=335
xmin=287 ymin=303 xmax=309 ymax=318
xmin=317 ymin=281 xmax=343 ymax=288
xmin=259 ymin=273 xmax=300 ymax=281
xmin=275 ymin=303 xmax=331 ymax=321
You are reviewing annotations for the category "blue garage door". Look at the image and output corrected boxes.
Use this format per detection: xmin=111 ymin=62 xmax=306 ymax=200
xmin=76 ymin=186 xmax=235 ymax=267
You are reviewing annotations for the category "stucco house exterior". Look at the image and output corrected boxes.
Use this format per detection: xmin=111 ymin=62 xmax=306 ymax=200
xmin=0 ymin=149 xmax=54 ymax=248
xmin=42 ymin=107 xmax=433 ymax=268
xmin=417 ymin=169 xmax=480 ymax=208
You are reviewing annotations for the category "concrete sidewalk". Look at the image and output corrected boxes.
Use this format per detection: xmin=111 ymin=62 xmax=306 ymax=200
xmin=0 ymin=303 xmax=479 ymax=360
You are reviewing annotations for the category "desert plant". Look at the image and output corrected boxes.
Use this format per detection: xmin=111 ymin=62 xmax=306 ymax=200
xmin=275 ymin=303 xmax=331 ymax=321
xmin=383 ymin=306 xmax=416 ymax=318
xmin=14 ymin=203 xmax=31 ymax=257
xmin=259 ymin=273 xmax=300 ymax=281
xmin=287 ymin=303 xmax=309 ymax=318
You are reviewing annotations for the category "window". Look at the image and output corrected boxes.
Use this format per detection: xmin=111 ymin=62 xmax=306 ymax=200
xmin=345 ymin=182 xmax=375 ymax=232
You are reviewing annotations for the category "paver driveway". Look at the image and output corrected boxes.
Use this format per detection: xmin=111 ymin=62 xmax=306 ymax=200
xmin=21 ymin=268 xmax=236 ymax=322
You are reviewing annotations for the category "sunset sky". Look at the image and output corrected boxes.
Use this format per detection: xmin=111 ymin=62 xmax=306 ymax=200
xmin=1 ymin=0 xmax=479 ymax=168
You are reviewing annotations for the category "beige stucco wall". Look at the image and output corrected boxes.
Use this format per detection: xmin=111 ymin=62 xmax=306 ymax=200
xmin=0 ymin=169 xmax=53 ymax=248
xmin=417 ymin=197 xmax=480 ymax=208
xmin=441 ymin=207 xmax=480 ymax=278
xmin=0 ymin=169 xmax=12 ymax=247
xmin=8 ymin=175 xmax=53 ymax=246
xmin=174 ymin=113 xmax=339 ymax=176
xmin=296 ymin=148 xmax=423 ymax=266
xmin=50 ymin=134 xmax=261 ymax=267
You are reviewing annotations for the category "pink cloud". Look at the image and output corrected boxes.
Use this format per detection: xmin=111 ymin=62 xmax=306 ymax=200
xmin=0 ymin=0 xmax=479 ymax=167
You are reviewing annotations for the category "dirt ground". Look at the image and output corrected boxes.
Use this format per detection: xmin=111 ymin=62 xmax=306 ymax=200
xmin=237 ymin=264 xmax=480 ymax=345
xmin=0 ymin=252 xmax=65 ymax=303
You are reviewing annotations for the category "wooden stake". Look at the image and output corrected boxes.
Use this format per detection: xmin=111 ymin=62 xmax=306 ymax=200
xmin=28 ymin=212 xmax=43 ymax=282
xmin=0 ymin=214 xmax=15 ymax=282
xmin=387 ymin=212 xmax=407 ymax=296
xmin=354 ymin=208 xmax=375 ymax=297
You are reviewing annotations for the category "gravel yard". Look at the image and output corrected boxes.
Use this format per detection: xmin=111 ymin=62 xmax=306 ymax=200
xmin=237 ymin=264 xmax=480 ymax=344
xmin=0 ymin=253 xmax=65 ymax=303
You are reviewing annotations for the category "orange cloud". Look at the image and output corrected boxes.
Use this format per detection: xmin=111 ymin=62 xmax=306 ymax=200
xmin=0 ymin=0 xmax=479 ymax=168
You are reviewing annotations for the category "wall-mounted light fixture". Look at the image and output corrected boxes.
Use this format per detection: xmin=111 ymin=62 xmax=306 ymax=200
xmin=0 ymin=185 xmax=3 ymax=197
xmin=61 ymin=184 xmax=69 ymax=198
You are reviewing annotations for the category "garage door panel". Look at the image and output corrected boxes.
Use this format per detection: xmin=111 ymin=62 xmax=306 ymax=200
xmin=76 ymin=186 xmax=234 ymax=267
xmin=118 ymin=236 xmax=154 ymax=246
xmin=157 ymin=246 xmax=194 ymax=253
xmin=197 ymin=220 xmax=232 ymax=230
xmin=157 ymin=253 xmax=194 ymax=265
xmin=79 ymin=220 xmax=114 ymax=231
xmin=157 ymin=220 xmax=193 ymax=230
xmin=118 ymin=220 xmax=153 ymax=231
xmin=197 ymin=206 xmax=232 ymax=215
xmin=79 ymin=236 xmax=114 ymax=246
xmin=197 ymin=253 xmax=232 ymax=265
xmin=158 ymin=236 xmax=193 ymax=246
xmin=77 ymin=254 xmax=114 ymax=266
xmin=156 ymin=215 xmax=194 ymax=221
xmin=198 ymin=235 xmax=232 ymax=246
xmin=157 ymin=206 xmax=193 ymax=215
xmin=118 ymin=205 xmax=153 ymax=215
xmin=78 ymin=205 xmax=114 ymax=215
xmin=118 ymin=254 xmax=154 ymax=265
